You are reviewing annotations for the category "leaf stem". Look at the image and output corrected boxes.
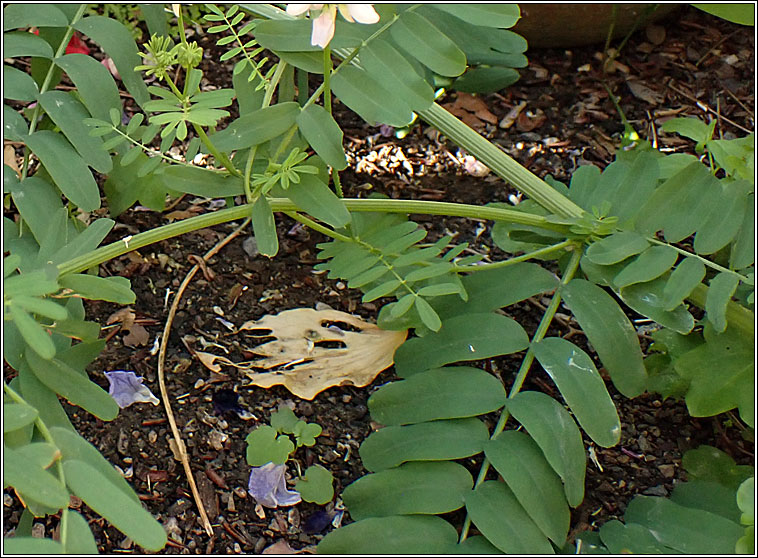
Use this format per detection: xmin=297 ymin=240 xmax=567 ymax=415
xmin=452 ymin=239 xmax=576 ymax=273
xmin=458 ymin=247 xmax=582 ymax=543
xmin=646 ymin=237 xmax=751 ymax=283
xmin=192 ymin=123 xmax=241 ymax=177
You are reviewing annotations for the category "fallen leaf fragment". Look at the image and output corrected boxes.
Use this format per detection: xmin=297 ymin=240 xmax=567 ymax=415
xmin=239 ymin=308 xmax=407 ymax=400
xmin=626 ymin=79 xmax=664 ymax=105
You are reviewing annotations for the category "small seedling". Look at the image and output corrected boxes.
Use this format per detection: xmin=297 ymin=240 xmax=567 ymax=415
xmin=245 ymin=406 xmax=334 ymax=505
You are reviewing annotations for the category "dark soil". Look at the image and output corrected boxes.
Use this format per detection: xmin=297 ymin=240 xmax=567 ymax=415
xmin=3 ymin=5 xmax=754 ymax=554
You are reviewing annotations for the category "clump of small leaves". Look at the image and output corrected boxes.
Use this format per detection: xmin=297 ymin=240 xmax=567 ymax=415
xmin=246 ymin=406 xmax=334 ymax=506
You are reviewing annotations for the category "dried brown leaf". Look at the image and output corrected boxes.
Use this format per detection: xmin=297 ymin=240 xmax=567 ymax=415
xmin=239 ymin=308 xmax=407 ymax=400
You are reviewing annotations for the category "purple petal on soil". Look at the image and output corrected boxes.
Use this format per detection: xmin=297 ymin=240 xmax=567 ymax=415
xmin=104 ymin=371 xmax=160 ymax=409
xmin=248 ymin=462 xmax=302 ymax=508
xmin=379 ymin=123 xmax=395 ymax=137
xmin=302 ymin=509 xmax=334 ymax=533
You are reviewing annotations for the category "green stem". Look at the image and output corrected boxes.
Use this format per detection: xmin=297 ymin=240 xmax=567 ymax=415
xmin=647 ymin=237 xmax=751 ymax=283
xmin=262 ymin=61 xmax=287 ymax=108
xmin=459 ymin=247 xmax=583 ymax=543
xmin=283 ymin=211 xmax=350 ymax=242
xmin=243 ymin=145 xmax=258 ymax=203
xmin=452 ymin=239 xmax=576 ymax=273
xmin=192 ymin=123 xmax=241 ymax=177
xmin=21 ymin=3 xmax=89 ymax=180
xmin=57 ymin=198 xmax=569 ymax=276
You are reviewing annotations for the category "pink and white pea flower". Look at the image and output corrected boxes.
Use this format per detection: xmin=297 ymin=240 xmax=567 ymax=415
xmin=286 ymin=4 xmax=380 ymax=49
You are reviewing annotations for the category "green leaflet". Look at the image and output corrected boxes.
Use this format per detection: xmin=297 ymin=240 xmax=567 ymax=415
xmin=4 ymin=104 xmax=29 ymax=141
xmin=465 ymin=481 xmax=555 ymax=554
xmin=599 ymin=149 xmax=660 ymax=225
xmin=3 ymin=444 xmax=69 ymax=510
xmin=453 ymin=66 xmax=521 ymax=94
xmin=432 ymin=4 xmax=521 ymax=28
xmin=38 ymin=91 xmax=113 ymax=173
xmin=693 ymin=179 xmax=751 ymax=255
xmin=2 ymin=537 xmax=64 ymax=554
xmin=561 ymin=279 xmax=647 ymax=398
xmin=485 ymin=431 xmax=570 ymax=545
xmin=683 ymin=445 xmax=753 ymax=490
xmin=730 ymin=192 xmax=754 ymax=269
xmin=58 ymin=274 xmax=135 ymax=305
xmin=160 ymin=165 xmax=244 ymax=197
xmin=533 ymin=337 xmax=621 ymax=448
xmin=624 ymin=495 xmax=743 ymax=554
xmin=104 ymin=152 xmax=169 ymax=216
xmin=9 ymin=304 xmax=57 ymax=360
xmin=567 ymin=164 xmax=602 ymax=211
xmin=251 ymin=195 xmax=279 ymax=258
xmin=19 ymin=364 xmax=74 ymax=431
xmin=25 ymin=349 xmax=119 ymax=421
xmin=3 ymin=31 xmax=55 ymax=58
xmin=390 ymin=11 xmax=466 ymax=77
xmin=296 ymin=104 xmax=347 ymax=170
xmin=74 ymin=16 xmax=150 ymax=108
xmin=368 ymin=366 xmax=506 ymax=426
xmin=359 ymin=418 xmax=490 ymax=472
xmin=675 ymin=325 xmax=753 ymax=424
xmin=585 ymin=230 xmax=650 ymax=265
xmin=358 ymin=39 xmax=435 ymax=112
xmin=331 ymin=66 xmax=414 ymax=127
xmin=212 ymin=102 xmax=299 ymax=151
xmin=599 ymin=520 xmax=676 ymax=554
xmin=342 ymin=461 xmax=473 ymax=520
xmin=62 ymin=460 xmax=167 ymax=551
xmin=433 ymin=262 xmax=559 ymax=320
xmin=55 ymin=53 xmax=122 ymax=121
xmin=506 ymin=391 xmax=586 ymax=507
xmin=3 ymin=403 xmax=39 ymax=433
xmin=612 ymin=245 xmax=678 ymax=289
xmin=3 ymin=3 xmax=68 ymax=30
xmin=318 ymin=515 xmax=459 ymax=554
xmin=272 ymin=173 xmax=351 ymax=228
xmin=14 ymin=442 xmax=60 ymax=470
xmin=60 ymin=509 xmax=99 ymax=555
xmin=705 ymin=272 xmax=740 ymax=332
xmin=11 ymin=177 xmax=70 ymax=244
xmin=393 ymin=313 xmax=529 ymax=377
xmin=662 ymin=257 xmax=706 ymax=310
xmin=635 ymin=161 xmax=721 ymax=242
xmin=670 ymin=480 xmax=742 ymax=523
xmin=620 ymin=278 xmax=695 ymax=335
xmin=4 ymin=65 xmax=39 ymax=101
xmin=25 ymin=130 xmax=101 ymax=212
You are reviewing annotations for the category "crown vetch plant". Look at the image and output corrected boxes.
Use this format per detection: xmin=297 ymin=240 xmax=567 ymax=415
xmin=2 ymin=2 xmax=753 ymax=554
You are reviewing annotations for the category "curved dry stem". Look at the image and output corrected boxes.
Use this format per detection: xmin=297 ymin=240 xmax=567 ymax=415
xmin=156 ymin=218 xmax=251 ymax=538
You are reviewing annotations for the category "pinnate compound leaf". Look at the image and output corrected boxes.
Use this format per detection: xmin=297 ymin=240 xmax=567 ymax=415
xmin=368 ymin=366 xmax=505 ymax=426
xmin=464 ymin=481 xmax=554 ymax=554
xmin=485 ymin=431 xmax=570 ymax=545
xmin=533 ymin=337 xmax=621 ymax=447
xmin=74 ymin=16 xmax=150 ymax=108
xmin=393 ymin=313 xmax=528 ymax=377
xmin=3 ymin=444 xmax=69 ymax=510
xmin=662 ymin=257 xmax=706 ymax=310
xmin=62 ymin=460 xmax=167 ymax=551
xmin=342 ymin=461 xmax=472 ymax=520
xmin=296 ymin=105 xmax=347 ymax=170
xmin=61 ymin=509 xmax=98 ymax=555
xmin=624 ymin=495 xmax=743 ymax=554
xmin=359 ymin=418 xmax=490 ymax=472
xmin=58 ymin=274 xmax=135 ymax=304
xmin=26 ymin=349 xmax=119 ymax=421
xmin=294 ymin=464 xmax=334 ymax=505
xmin=318 ymin=515 xmax=459 ymax=554
xmin=705 ymin=272 xmax=739 ymax=332
xmin=390 ymin=11 xmax=466 ymax=77
xmin=586 ymin=231 xmax=650 ymax=265
xmin=24 ymin=131 xmax=100 ymax=212
xmin=507 ymin=391 xmax=586 ymax=507
xmin=561 ymin=279 xmax=647 ymax=397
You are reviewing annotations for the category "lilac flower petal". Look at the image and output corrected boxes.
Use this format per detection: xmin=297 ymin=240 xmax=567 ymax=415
xmin=104 ymin=371 xmax=160 ymax=409
xmin=248 ymin=462 xmax=302 ymax=508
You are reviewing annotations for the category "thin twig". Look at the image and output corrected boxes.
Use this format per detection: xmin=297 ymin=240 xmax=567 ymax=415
xmin=666 ymin=81 xmax=753 ymax=134
xmin=156 ymin=217 xmax=251 ymax=537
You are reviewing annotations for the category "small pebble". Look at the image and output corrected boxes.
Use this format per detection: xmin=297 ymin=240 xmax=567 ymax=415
xmin=148 ymin=430 xmax=158 ymax=444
